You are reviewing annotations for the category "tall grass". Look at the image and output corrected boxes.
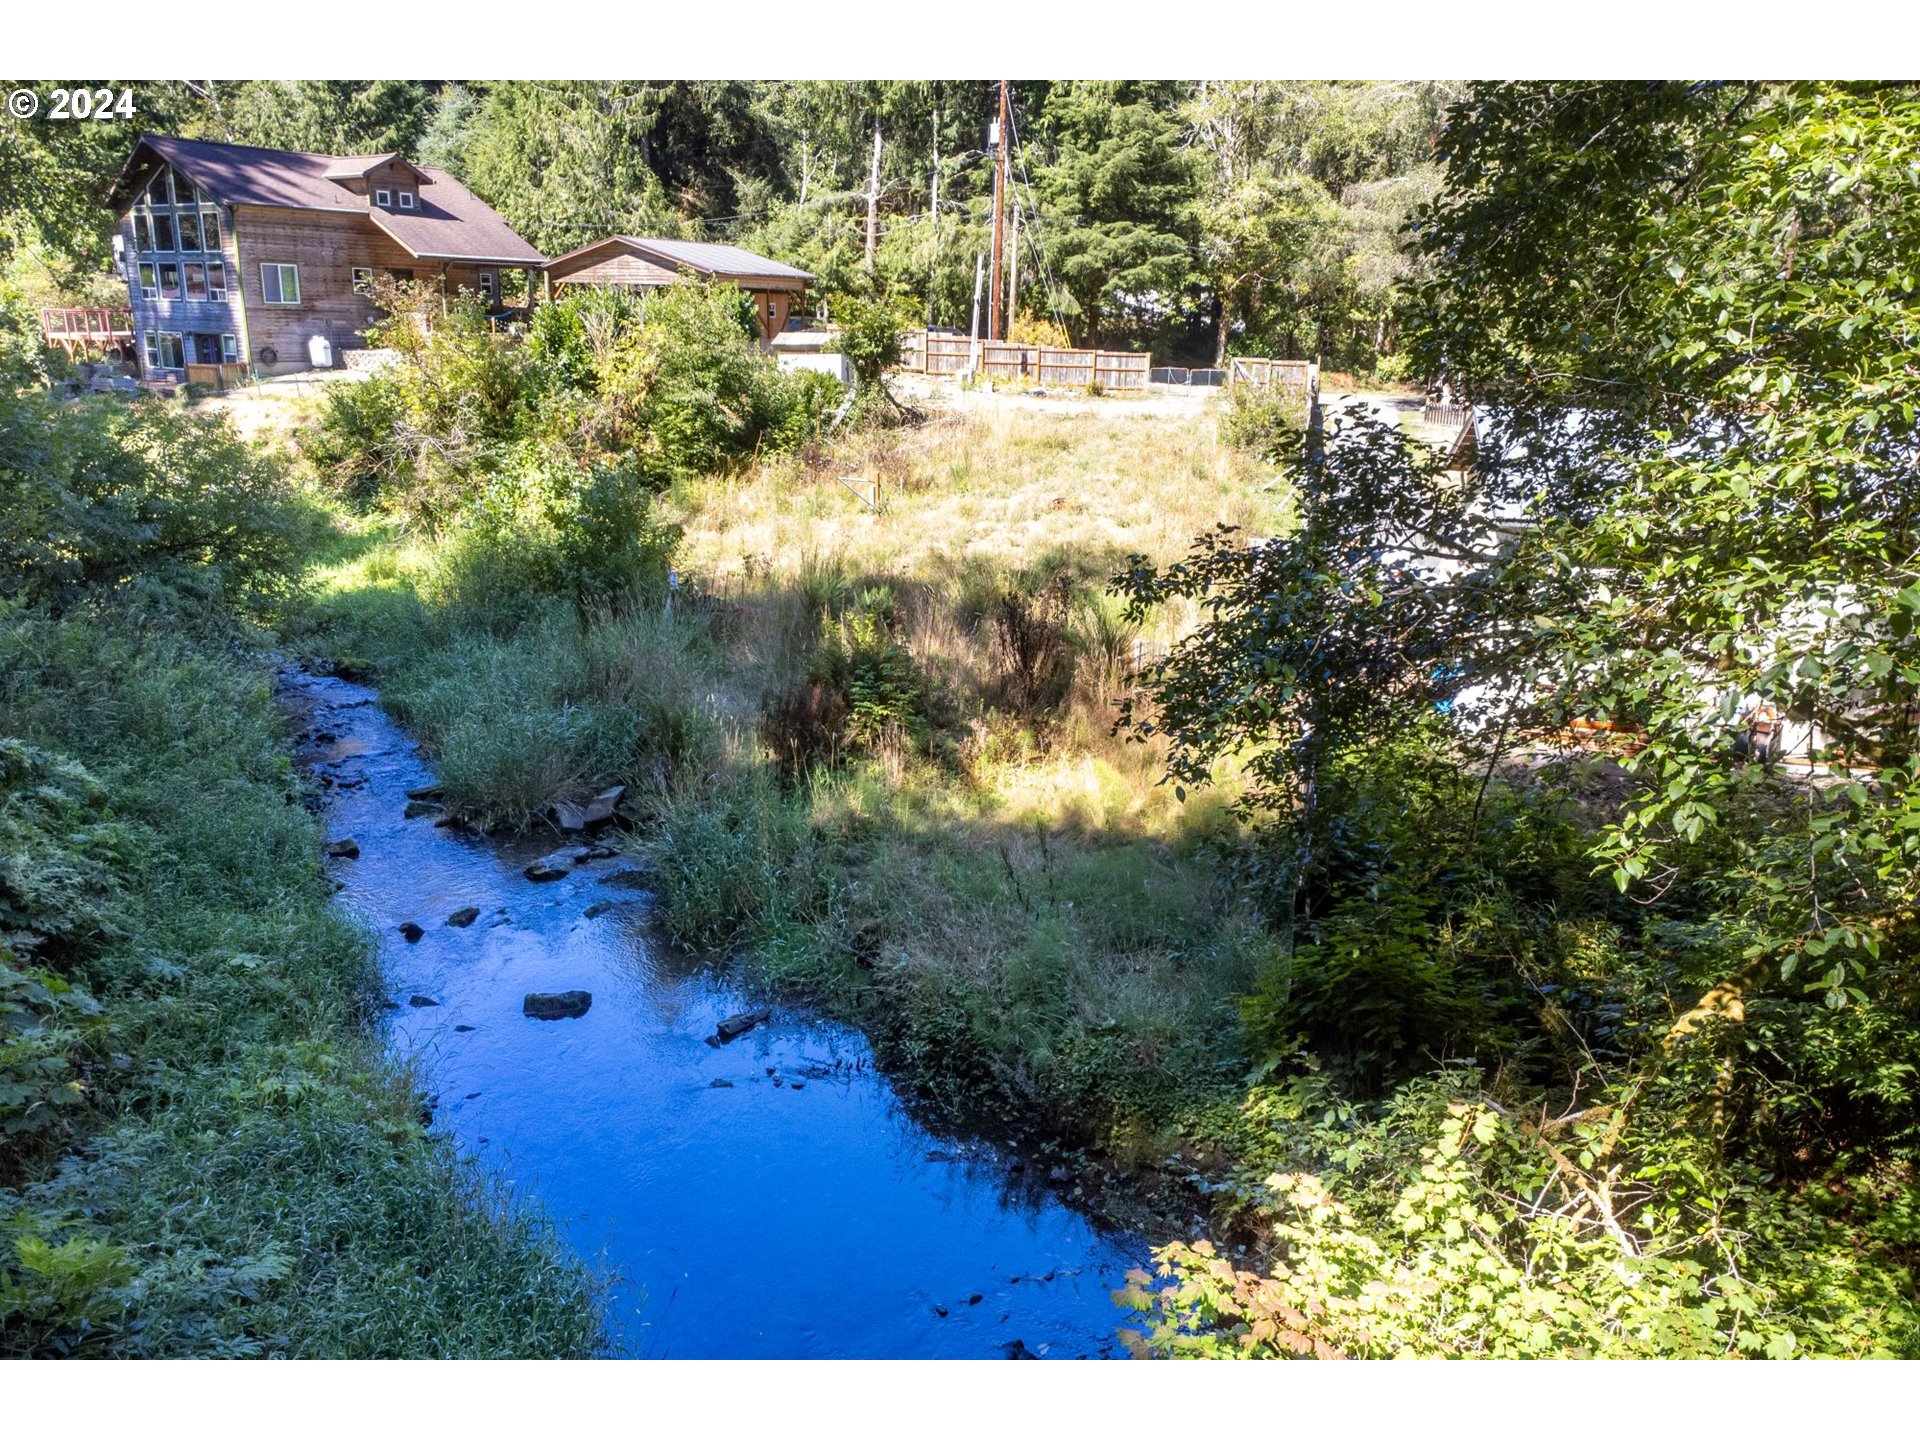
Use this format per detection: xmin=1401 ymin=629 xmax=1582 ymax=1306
xmin=300 ymin=399 xmax=1279 ymax=1156
xmin=0 ymin=606 xmax=601 ymax=1356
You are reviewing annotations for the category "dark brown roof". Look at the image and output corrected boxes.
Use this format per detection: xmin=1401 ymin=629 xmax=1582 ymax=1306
xmin=112 ymin=134 xmax=544 ymax=267
xmin=548 ymin=234 xmax=812 ymax=286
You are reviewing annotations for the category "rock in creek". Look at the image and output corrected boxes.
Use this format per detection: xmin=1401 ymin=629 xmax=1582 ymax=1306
xmin=325 ymin=838 xmax=360 ymax=859
xmin=596 ymin=867 xmax=652 ymax=890
xmin=452 ymin=1024 xmax=476 ymax=1033
xmin=406 ymin=784 xmax=445 ymax=801
xmin=555 ymin=785 xmax=625 ymax=831
xmin=403 ymin=800 xmax=441 ymax=819
xmin=524 ymin=854 xmax=572 ymax=882
xmin=1001 ymin=1339 xmax=1040 ymax=1360
xmin=446 ymin=906 xmax=480 ymax=928
xmin=709 ymin=1078 xmax=734 ymax=1088
xmin=397 ymin=922 xmax=424 ymax=943
xmin=714 ymin=1008 xmax=771 ymax=1043
xmin=524 ymin=990 xmax=593 ymax=1021
xmin=408 ymin=995 xmax=440 ymax=1008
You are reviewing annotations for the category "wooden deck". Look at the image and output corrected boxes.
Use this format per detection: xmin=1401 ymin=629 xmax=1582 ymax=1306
xmin=41 ymin=307 xmax=135 ymax=357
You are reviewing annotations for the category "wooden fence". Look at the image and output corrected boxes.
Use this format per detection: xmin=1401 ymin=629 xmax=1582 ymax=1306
xmin=183 ymin=362 xmax=250 ymax=392
xmin=897 ymin=331 xmax=1152 ymax=390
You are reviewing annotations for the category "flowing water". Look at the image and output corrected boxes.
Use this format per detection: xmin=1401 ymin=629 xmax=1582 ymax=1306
xmin=287 ymin=670 xmax=1147 ymax=1358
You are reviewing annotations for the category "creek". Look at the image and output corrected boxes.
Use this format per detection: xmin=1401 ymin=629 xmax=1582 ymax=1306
xmin=287 ymin=669 xmax=1147 ymax=1358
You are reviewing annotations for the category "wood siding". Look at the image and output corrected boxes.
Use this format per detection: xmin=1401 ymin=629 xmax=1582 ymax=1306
xmin=231 ymin=206 xmax=503 ymax=371
xmin=550 ymin=250 xmax=684 ymax=289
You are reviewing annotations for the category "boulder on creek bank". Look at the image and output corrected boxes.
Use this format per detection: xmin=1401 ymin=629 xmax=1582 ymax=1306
xmin=524 ymin=854 xmax=573 ymax=882
xmin=523 ymin=990 xmax=593 ymax=1021
xmin=403 ymin=800 xmax=441 ymax=819
xmin=325 ymin=838 xmax=360 ymax=859
xmin=406 ymin=784 xmax=445 ymax=801
xmin=555 ymin=785 xmax=625 ymax=831
xmin=713 ymin=1008 xmax=771 ymax=1043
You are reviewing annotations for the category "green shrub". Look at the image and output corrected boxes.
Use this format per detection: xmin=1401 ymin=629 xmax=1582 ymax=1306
xmin=435 ymin=443 xmax=679 ymax=616
xmin=0 ymin=386 xmax=313 ymax=617
xmin=301 ymin=371 xmax=413 ymax=508
xmin=1218 ymin=382 xmax=1306 ymax=463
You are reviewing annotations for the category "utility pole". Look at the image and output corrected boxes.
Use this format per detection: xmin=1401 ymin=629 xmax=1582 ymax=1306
xmin=864 ymin=119 xmax=883 ymax=272
xmin=1006 ymin=204 xmax=1022 ymax=340
xmin=969 ymin=250 xmax=985 ymax=375
xmin=988 ymin=79 xmax=1009 ymax=341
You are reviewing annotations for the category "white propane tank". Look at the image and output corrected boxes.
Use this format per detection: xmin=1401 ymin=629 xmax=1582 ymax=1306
xmin=308 ymin=334 xmax=333 ymax=369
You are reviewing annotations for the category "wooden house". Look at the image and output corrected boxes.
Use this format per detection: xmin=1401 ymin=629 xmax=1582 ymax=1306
xmin=106 ymin=134 xmax=545 ymax=381
xmin=542 ymin=236 xmax=813 ymax=344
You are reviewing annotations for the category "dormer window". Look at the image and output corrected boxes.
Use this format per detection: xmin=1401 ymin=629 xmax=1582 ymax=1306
xmin=396 ymin=190 xmax=415 ymax=210
xmin=374 ymin=188 xmax=392 ymax=208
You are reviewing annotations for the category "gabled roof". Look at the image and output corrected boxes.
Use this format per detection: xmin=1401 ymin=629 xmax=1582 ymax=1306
xmin=548 ymin=234 xmax=813 ymax=284
xmin=110 ymin=134 xmax=544 ymax=267
xmin=320 ymin=153 xmax=432 ymax=185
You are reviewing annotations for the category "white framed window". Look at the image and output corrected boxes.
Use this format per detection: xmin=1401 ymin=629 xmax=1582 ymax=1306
xmin=137 ymin=262 xmax=157 ymax=300
xmin=396 ymin=190 xmax=415 ymax=210
xmin=184 ymin=263 xmax=208 ymax=301
xmin=176 ymin=211 xmax=203 ymax=252
xmin=151 ymin=212 xmax=177 ymax=251
xmin=206 ymin=261 xmax=227 ymax=301
xmin=157 ymin=262 xmax=182 ymax=300
xmin=477 ymin=271 xmax=497 ymax=304
xmin=260 ymin=263 xmax=300 ymax=305
xmin=221 ymin=334 xmax=239 ymax=364
xmin=374 ymin=187 xmax=391 ymax=208
xmin=145 ymin=331 xmax=183 ymax=371
xmin=201 ymin=208 xmax=222 ymax=250
xmin=132 ymin=213 xmax=154 ymax=252
xmin=350 ymin=266 xmax=375 ymax=296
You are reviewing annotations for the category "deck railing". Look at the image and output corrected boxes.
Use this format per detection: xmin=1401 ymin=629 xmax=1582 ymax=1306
xmin=41 ymin=307 xmax=134 ymax=353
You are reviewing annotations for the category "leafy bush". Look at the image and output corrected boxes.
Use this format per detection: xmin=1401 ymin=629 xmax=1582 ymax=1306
xmin=1217 ymin=382 xmax=1306 ymax=463
xmin=1122 ymin=1087 xmax=1920 ymax=1358
xmin=300 ymin=371 xmax=413 ymax=508
xmin=752 ymin=366 xmax=843 ymax=455
xmin=0 ymin=386 xmax=312 ymax=617
xmin=435 ymin=443 xmax=679 ymax=617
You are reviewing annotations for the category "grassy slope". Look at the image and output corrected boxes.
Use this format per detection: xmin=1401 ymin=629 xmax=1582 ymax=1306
xmin=298 ymin=396 xmax=1286 ymax=1169
xmin=0 ymin=605 xmax=600 ymax=1357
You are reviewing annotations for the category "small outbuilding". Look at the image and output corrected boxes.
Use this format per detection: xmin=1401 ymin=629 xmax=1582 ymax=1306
xmin=542 ymin=236 xmax=813 ymax=344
